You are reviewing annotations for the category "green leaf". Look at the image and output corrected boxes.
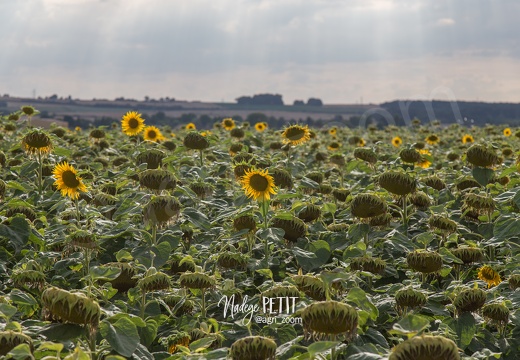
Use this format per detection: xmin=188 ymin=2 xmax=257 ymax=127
xmin=89 ymin=266 xmax=122 ymax=281
xmin=7 ymin=343 xmax=34 ymax=360
xmin=256 ymin=268 xmax=273 ymax=280
xmin=454 ymin=312 xmax=476 ymax=349
xmin=37 ymin=341 xmax=64 ymax=353
xmin=151 ymin=241 xmax=172 ymax=268
xmin=138 ymin=319 xmax=158 ymax=348
xmin=389 ymin=314 xmax=430 ymax=339
xmin=472 ymin=167 xmax=495 ymax=187
xmin=189 ymin=337 xmax=215 ymax=352
xmin=0 ymin=303 xmax=17 ymax=319
xmin=100 ymin=316 xmax=140 ymax=358
xmin=439 ymin=248 xmax=464 ymax=264
xmin=39 ymin=323 xmax=86 ymax=342
xmin=307 ymin=341 xmax=339 ymax=356
xmin=183 ymin=207 xmax=211 ymax=230
xmin=53 ymin=147 xmax=72 ymax=157
xmin=346 ymin=288 xmax=378 ymax=323
xmin=493 ymin=215 xmax=520 ymax=241
xmin=295 ymin=241 xmax=330 ymax=272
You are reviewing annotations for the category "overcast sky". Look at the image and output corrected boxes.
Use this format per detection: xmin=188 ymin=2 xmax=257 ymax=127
xmin=1 ymin=0 xmax=519 ymax=104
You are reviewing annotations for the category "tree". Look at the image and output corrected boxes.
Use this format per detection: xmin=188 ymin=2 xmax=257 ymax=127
xmin=307 ymin=98 xmax=323 ymax=107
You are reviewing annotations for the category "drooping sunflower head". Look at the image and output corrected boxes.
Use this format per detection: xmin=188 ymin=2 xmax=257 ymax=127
xmin=350 ymin=193 xmax=387 ymax=219
xmin=327 ymin=141 xmax=341 ymax=151
xmin=504 ymin=127 xmax=512 ymax=137
xmin=270 ymin=216 xmax=306 ymax=243
xmin=222 ymin=118 xmax=236 ymax=131
xmin=354 ymin=148 xmax=377 ymax=164
xmin=138 ymin=267 xmax=171 ymax=292
xmin=52 ymin=162 xmax=87 ymax=200
xmin=0 ymin=331 xmax=33 ymax=356
xmin=183 ymin=132 xmax=209 ymax=150
xmin=478 ymin=265 xmax=501 ymax=288
xmin=350 ymin=256 xmax=386 ymax=274
xmin=392 ymin=136 xmax=403 ymax=147
xmin=21 ymin=105 xmax=37 ymax=116
xmin=428 ymin=215 xmax=458 ymax=234
xmin=406 ymin=250 xmax=443 ymax=274
xmin=302 ymin=301 xmax=358 ymax=341
xmin=89 ymin=129 xmax=105 ymax=141
xmin=21 ymin=130 xmax=53 ymax=156
xmin=425 ymin=134 xmax=440 ymax=145
xmin=394 ymin=288 xmax=427 ymax=313
xmin=389 ymin=335 xmax=459 ymax=360
xmin=179 ymin=271 xmax=216 ymax=290
xmin=121 ymin=111 xmax=145 ymax=136
xmin=143 ymin=195 xmax=181 ymax=225
xmin=144 ymin=126 xmax=166 ymax=142
xmin=240 ymin=168 xmax=277 ymax=202
xmin=378 ymin=171 xmax=417 ymax=196
xmin=229 ymin=336 xmax=277 ymax=360
xmin=255 ymin=122 xmax=267 ymax=132
xmin=462 ymin=134 xmax=474 ymax=144
xmin=399 ymin=149 xmax=421 ymax=164
xmin=233 ymin=214 xmax=257 ymax=233
xmin=466 ymin=144 xmax=499 ymax=168
xmin=453 ymin=287 xmax=487 ymax=313
xmin=281 ymin=125 xmax=311 ymax=146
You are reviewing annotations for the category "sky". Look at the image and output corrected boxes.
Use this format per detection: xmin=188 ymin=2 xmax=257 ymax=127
xmin=0 ymin=0 xmax=519 ymax=104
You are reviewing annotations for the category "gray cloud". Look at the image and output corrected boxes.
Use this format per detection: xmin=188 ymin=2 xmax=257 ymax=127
xmin=0 ymin=0 xmax=518 ymax=103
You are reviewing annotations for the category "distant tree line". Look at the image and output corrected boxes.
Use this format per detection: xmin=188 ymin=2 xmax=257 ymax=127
xmin=235 ymin=93 xmax=324 ymax=107
xmin=380 ymin=100 xmax=520 ymax=126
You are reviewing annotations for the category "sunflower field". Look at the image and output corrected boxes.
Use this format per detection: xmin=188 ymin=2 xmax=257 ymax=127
xmin=1 ymin=108 xmax=520 ymax=360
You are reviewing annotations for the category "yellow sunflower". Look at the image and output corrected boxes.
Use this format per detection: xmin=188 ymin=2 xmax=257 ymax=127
xmin=392 ymin=136 xmax=403 ymax=147
xmin=478 ymin=265 xmax=501 ymax=288
xmin=143 ymin=126 xmax=166 ymax=142
xmin=201 ymin=131 xmax=211 ymax=137
xmin=462 ymin=134 xmax=474 ymax=144
xmin=281 ymin=125 xmax=311 ymax=146
xmin=121 ymin=111 xmax=145 ymax=136
xmin=504 ymin=128 xmax=512 ymax=137
xmin=185 ymin=123 xmax=197 ymax=131
xmin=255 ymin=122 xmax=267 ymax=132
xmin=327 ymin=142 xmax=341 ymax=151
xmin=75 ymin=126 xmax=82 ymax=132
xmin=329 ymin=127 xmax=337 ymax=136
xmin=222 ymin=118 xmax=236 ymax=131
xmin=425 ymin=134 xmax=440 ymax=145
xmin=53 ymin=162 xmax=87 ymax=200
xmin=357 ymin=138 xmax=366 ymax=147
xmin=416 ymin=149 xmax=432 ymax=169
xmin=240 ymin=168 xmax=277 ymax=202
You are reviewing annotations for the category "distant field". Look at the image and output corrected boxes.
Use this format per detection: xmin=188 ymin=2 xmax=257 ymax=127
xmin=1 ymin=97 xmax=373 ymax=122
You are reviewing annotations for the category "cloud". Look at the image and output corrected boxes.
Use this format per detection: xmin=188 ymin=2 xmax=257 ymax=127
xmin=436 ymin=18 xmax=455 ymax=26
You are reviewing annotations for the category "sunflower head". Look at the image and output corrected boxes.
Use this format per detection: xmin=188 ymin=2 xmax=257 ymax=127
xmin=466 ymin=144 xmax=499 ymax=168
xmin=89 ymin=129 xmax=105 ymax=141
xmin=21 ymin=130 xmax=53 ymax=156
xmin=462 ymin=134 xmax=474 ymax=144
xmin=255 ymin=122 xmax=267 ymax=132
xmin=52 ymin=162 xmax=87 ymax=200
xmin=138 ymin=267 xmax=171 ymax=292
xmin=456 ymin=178 xmax=481 ymax=192
xmin=185 ymin=123 xmax=197 ymax=131
xmin=222 ymin=118 xmax=236 ymax=131
xmin=423 ymin=176 xmax=446 ymax=191
xmin=179 ymin=271 xmax=216 ymax=290
xmin=451 ymin=247 xmax=483 ymax=265
xmin=229 ymin=336 xmax=277 ymax=360
xmin=425 ymin=134 xmax=440 ymax=145
xmin=233 ymin=214 xmax=257 ymax=233
xmin=329 ymin=154 xmax=345 ymax=166
xmin=144 ymin=126 xmax=166 ymax=142
xmin=392 ymin=136 xmax=403 ymax=147
xmin=136 ymin=149 xmax=165 ymax=169
xmin=399 ymin=149 xmax=421 ymax=164
xmin=482 ymin=303 xmax=509 ymax=324
xmin=394 ymin=288 xmax=427 ymax=314
xmin=217 ymin=251 xmax=248 ymax=270
xmin=509 ymin=274 xmax=520 ymax=290
xmin=409 ymin=191 xmax=431 ymax=210
xmin=428 ymin=215 xmax=458 ymax=234
xmin=389 ymin=335 xmax=459 ymax=360
xmin=478 ymin=265 xmax=501 ymax=288
xmin=350 ymin=256 xmax=386 ymax=274
xmin=270 ymin=216 xmax=306 ymax=243
xmin=21 ymin=105 xmax=37 ymax=116
xmin=0 ymin=331 xmax=33 ymax=356
xmin=121 ymin=111 xmax=145 ymax=136
xmin=453 ymin=287 xmax=487 ymax=313
xmin=354 ymin=148 xmax=377 ymax=164
xmin=183 ymin=132 xmax=209 ymax=150
xmin=378 ymin=171 xmax=416 ymax=196
xmin=350 ymin=193 xmax=387 ymax=219
xmin=504 ymin=128 xmax=512 ymax=137
xmin=302 ymin=301 xmax=358 ymax=341
xmin=230 ymin=127 xmax=245 ymax=139
xmin=332 ymin=188 xmax=350 ymax=202
xmin=270 ymin=168 xmax=293 ymax=189
xmin=143 ymin=195 xmax=181 ymax=225
xmin=406 ymin=250 xmax=443 ymax=274
xmin=240 ymin=168 xmax=276 ymax=202
xmin=291 ymin=274 xmax=326 ymax=300
xmin=281 ymin=125 xmax=311 ymax=146
xmin=297 ymin=204 xmax=321 ymax=223
xmin=41 ymin=286 xmax=101 ymax=326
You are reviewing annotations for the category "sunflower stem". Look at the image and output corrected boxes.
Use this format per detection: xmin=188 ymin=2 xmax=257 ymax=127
xmin=37 ymin=151 xmax=43 ymax=199
xmin=199 ymin=149 xmax=204 ymax=167
xmin=402 ymin=195 xmax=408 ymax=229
xmin=260 ymin=200 xmax=270 ymax=258
xmin=141 ymin=290 xmax=147 ymax=319
xmin=75 ymin=198 xmax=81 ymax=222
xmin=152 ymin=223 xmax=157 ymax=247
xmin=201 ymin=288 xmax=207 ymax=318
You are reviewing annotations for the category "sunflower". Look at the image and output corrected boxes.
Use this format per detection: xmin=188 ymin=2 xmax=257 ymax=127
xmin=425 ymin=134 xmax=440 ymax=145
xmin=240 ymin=168 xmax=277 ymax=202
xmin=143 ymin=126 xmax=166 ymax=142
xmin=327 ymin=142 xmax=341 ymax=151
xmin=282 ymin=125 xmax=311 ymax=146
xmin=201 ymin=131 xmax=211 ymax=137
xmin=75 ymin=126 xmax=82 ymax=132
xmin=503 ymin=128 xmax=512 ymax=137
xmin=222 ymin=118 xmax=236 ymax=131
xmin=121 ymin=111 xmax=145 ymax=136
xmin=255 ymin=122 xmax=267 ymax=132
xmin=357 ymin=138 xmax=366 ymax=147
xmin=21 ymin=130 xmax=53 ymax=156
xmin=185 ymin=123 xmax=197 ymax=131
xmin=329 ymin=127 xmax=337 ymax=136
xmin=53 ymin=162 xmax=87 ymax=200
xmin=462 ymin=134 xmax=474 ymax=144
xmin=416 ymin=149 xmax=432 ymax=169
xmin=392 ymin=137 xmax=402 ymax=147
xmin=478 ymin=265 xmax=501 ymax=288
